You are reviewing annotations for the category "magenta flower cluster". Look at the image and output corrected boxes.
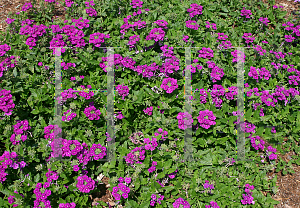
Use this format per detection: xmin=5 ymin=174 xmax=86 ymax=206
xmin=205 ymin=21 xmax=217 ymax=30
xmin=241 ymin=184 xmax=255 ymax=205
xmin=159 ymin=45 xmax=181 ymax=75
xmin=154 ymin=128 xmax=168 ymax=141
xmin=150 ymin=194 xmax=164 ymax=206
xmin=197 ymin=110 xmax=216 ymax=129
xmin=89 ymin=32 xmax=110 ymax=47
xmin=83 ymin=105 xmax=101 ymax=120
xmin=0 ymin=151 xmax=19 ymax=183
xmin=144 ymin=137 xmax=158 ymax=151
xmin=22 ymin=2 xmax=32 ymax=12
xmin=185 ymin=20 xmax=199 ymax=30
xmin=242 ymin=33 xmax=255 ymax=44
xmin=45 ymin=169 xmax=59 ymax=182
xmin=160 ymin=78 xmax=178 ymax=93
xmin=130 ymin=0 xmax=143 ymax=8
xmin=250 ymin=135 xmax=265 ymax=151
xmin=206 ymin=61 xmax=224 ymax=82
xmin=203 ymin=180 xmax=215 ymax=193
xmin=148 ymin=160 xmax=157 ymax=173
xmin=89 ymin=143 xmax=107 ymax=160
xmin=127 ymin=35 xmax=140 ymax=48
xmin=19 ymin=23 xmax=48 ymax=49
xmin=153 ymin=20 xmax=168 ymax=30
xmin=173 ymin=197 xmax=190 ymax=208
xmin=253 ymin=44 xmax=267 ymax=56
xmin=0 ymin=56 xmax=19 ymax=77
xmin=116 ymin=84 xmax=129 ymax=100
xmin=0 ymin=89 xmax=15 ymax=116
xmin=59 ymin=202 xmax=76 ymax=208
xmin=187 ymin=3 xmax=203 ymax=17
xmin=44 ymin=124 xmax=61 ymax=142
xmin=62 ymin=109 xmax=77 ymax=121
xmin=85 ymin=0 xmax=97 ymax=17
xmin=0 ymin=44 xmax=11 ymax=56
xmin=76 ymin=175 xmax=96 ymax=193
xmin=5 ymin=18 xmax=15 ymax=25
xmin=143 ymin=106 xmax=153 ymax=115
xmin=205 ymin=201 xmax=220 ymax=208
xmin=10 ymin=120 xmax=31 ymax=145
xmin=72 ymin=17 xmax=90 ymax=30
xmin=259 ymin=17 xmax=270 ymax=26
xmin=240 ymin=7 xmax=252 ymax=18
xmin=8 ymin=190 xmax=25 ymax=207
xmin=33 ymin=182 xmax=52 ymax=208
xmin=146 ymin=28 xmax=166 ymax=42
xmin=182 ymin=35 xmax=194 ymax=44
xmin=267 ymin=146 xmax=278 ymax=160
xmin=198 ymin=47 xmax=214 ymax=59
xmin=114 ymin=112 xmax=124 ymax=120
xmin=112 ymin=177 xmax=131 ymax=200
xmin=177 ymin=112 xmax=193 ymax=130
xmin=124 ymin=146 xmax=146 ymax=167
xmin=248 ymin=66 xmax=271 ymax=81
xmin=231 ymin=50 xmax=245 ymax=63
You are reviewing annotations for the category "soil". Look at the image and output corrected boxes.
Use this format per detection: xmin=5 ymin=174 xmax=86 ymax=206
xmin=0 ymin=0 xmax=299 ymax=207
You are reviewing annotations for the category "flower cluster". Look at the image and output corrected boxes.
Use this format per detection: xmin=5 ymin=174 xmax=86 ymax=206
xmin=44 ymin=124 xmax=62 ymax=142
xmin=266 ymin=146 xmax=277 ymax=160
xmin=89 ymin=143 xmax=106 ymax=160
xmin=10 ymin=120 xmax=31 ymax=145
xmin=240 ymin=7 xmax=252 ymax=18
xmin=45 ymin=169 xmax=59 ymax=182
xmin=76 ymin=175 xmax=95 ymax=193
xmin=22 ymin=2 xmax=32 ymax=12
xmin=161 ymin=78 xmax=178 ymax=93
xmin=182 ymin=35 xmax=194 ymax=44
xmin=143 ymin=106 xmax=153 ymax=115
xmin=72 ymin=17 xmax=90 ymax=30
xmin=127 ymin=35 xmax=140 ymax=48
xmin=144 ymin=137 xmax=158 ymax=151
xmin=148 ymin=160 xmax=157 ymax=173
xmin=19 ymin=24 xmax=48 ymax=49
xmin=0 ymin=56 xmax=19 ymax=77
xmin=150 ymin=194 xmax=164 ymax=206
xmin=153 ymin=20 xmax=168 ymax=30
xmin=177 ymin=112 xmax=193 ymax=130
xmin=120 ymin=16 xmax=146 ymax=36
xmin=259 ymin=17 xmax=270 ymax=26
xmin=114 ymin=112 xmax=124 ymax=120
xmin=6 ymin=18 xmax=15 ymax=25
xmin=216 ymin=33 xmax=228 ymax=42
xmin=218 ymin=40 xmax=232 ymax=50
xmin=198 ymin=88 xmax=208 ymax=104
xmin=59 ymin=203 xmax=76 ymax=208
xmin=130 ymin=0 xmax=143 ymax=8
xmin=0 ymin=44 xmax=11 ymax=56
xmin=78 ymin=85 xmax=94 ymax=100
xmin=167 ymin=169 xmax=178 ymax=179
xmin=206 ymin=61 xmax=224 ymax=82
xmin=0 ymin=151 xmax=19 ymax=183
xmin=112 ymin=177 xmax=131 ymax=200
xmin=242 ymin=33 xmax=255 ymax=44
xmin=21 ymin=19 xmax=35 ymax=27
xmin=225 ymin=86 xmax=238 ymax=100
xmin=250 ymin=136 xmax=265 ymax=151
xmin=209 ymin=84 xmax=225 ymax=107
xmin=84 ymin=106 xmax=101 ymax=120
xmin=33 ymin=182 xmax=52 ymax=208
xmin=203 ymin=180 xmax=215 ymax=194
xmin=248 ymin=66 xmax=271 ymax=81
xmin=187 ymin=3 xmax=203 ymax=17
xmin=198 ymin=47 xmax=214 ymax=59
xmin=197 ymin=110 xmax=216 ymax=129
xmin=234 ymin=120 xmax=256 ymax=133
xmin=205 ymin=201 xmax=220 ymax=208
xmin=145 ymin=28 xmax=166 ymax=42
xmin=154 ymin=128 xmax=168 ymax=142
xmin=269 ymin=50 xmax=287 ymax=60
xmin=241 ymin=184 xmax=255 ymax=205
xmin=285 ymin=35 xmax=296 ymax=42
xmin=185 ymin=20 xmax=199 ymax=30
xmin=253 ymin=45 xmax=267 ymax=56
xmin=89 ymin=32 xmax=110 ymax=47
xmin=0 ymin=88 xmax=15 ymax=116
xmin=159 ymin=45 xmax=180 ymax=76
xmin=129 ymin=131 xmax=144 ymax=145
xmin=62 ymin=109 xmax=77 ymax=122
xmin=231 ymin=50 xmax=245 ymax=63
xmin=84 ymin=0 xmax=95 ymax=7
xmin=85 ymin=1 xmax=97 ymax=17
xmin=205 ymin=21 xmax=217 ymax=30
xmin=49 ymin=34 xmax=67 ymax=55
xmin=173 ymin=197 xmax=190 ymax=208
xmin=116 ymin=84 xmax=129 ymax=100
xmin=124 ymin=146 xmax=146 ymax=166
xmin=8 ymin=190 xmax=25 ymax=207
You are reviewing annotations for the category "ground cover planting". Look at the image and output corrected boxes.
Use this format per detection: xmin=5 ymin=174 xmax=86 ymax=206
xmin=0 ymin=0 xmax=300 ymax=207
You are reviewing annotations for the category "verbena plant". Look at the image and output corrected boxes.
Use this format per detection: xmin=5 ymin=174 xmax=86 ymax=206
xmin=0 ymin=0 xmax=300 ymax=207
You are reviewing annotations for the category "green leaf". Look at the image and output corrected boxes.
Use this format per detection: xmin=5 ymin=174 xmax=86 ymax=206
xmin=34 ymin=173 xmax=40 ymax=183
xmin=13 ymin=68 xmax=17 ymax=77
xmin=140 ymin=201 xmax=150 ymax=208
